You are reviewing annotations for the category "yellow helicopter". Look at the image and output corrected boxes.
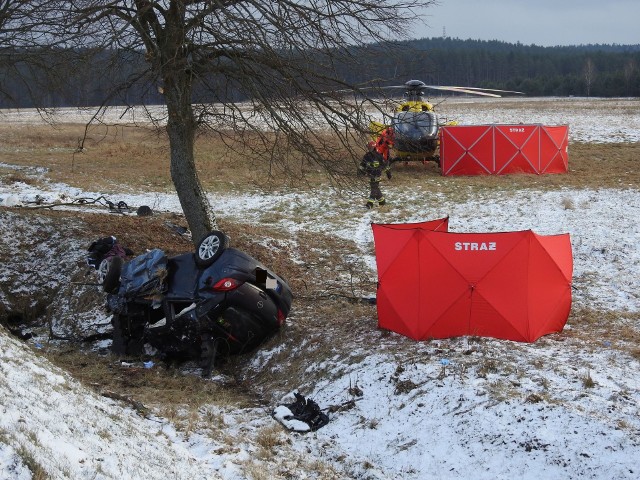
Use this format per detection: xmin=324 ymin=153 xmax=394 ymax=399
xmin=369 ymin=80 xmax=523 ymax=164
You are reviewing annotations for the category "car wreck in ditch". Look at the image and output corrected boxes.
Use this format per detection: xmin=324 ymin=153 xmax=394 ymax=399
xmin=88 ymin=231 xmax=293 ymax=375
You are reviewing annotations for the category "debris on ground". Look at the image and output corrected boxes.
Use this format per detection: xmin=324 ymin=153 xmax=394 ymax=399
xmin=164 ymin=221 xmax=190 ymax=237
xmin=86 ymin=236 xmax=134 ymax=271
xmin=273 ymin=392 xmax=330 ymax=432
xmin=136 ymin=205 xmax=152 ymax=216
xmin=22 ymin=194 xmax=133 ymax=213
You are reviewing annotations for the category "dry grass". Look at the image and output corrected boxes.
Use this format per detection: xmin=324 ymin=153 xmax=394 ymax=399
xmin=0 ymin=123 xmax=353 ymax=193
xmin=562 ymin=308 xmax=640 ymax=353
xmin=582 ymin=371 xmax=596 ymax=389
xmin=1 ymin=123 xmax=639 ymax=195
xmin=45 ymin=346 xmax=256 ymax=410
xmin=254 ymin=424 xmax=288 ymax=461
xmin=15 ymin=445 xmax=50 ymax=480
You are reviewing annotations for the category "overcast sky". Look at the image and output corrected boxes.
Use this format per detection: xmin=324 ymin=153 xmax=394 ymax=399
xmin=415 ymin=0 xmax=640 ymax=46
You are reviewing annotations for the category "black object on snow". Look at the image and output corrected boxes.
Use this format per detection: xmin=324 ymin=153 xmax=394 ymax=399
xmin=136 ymin=205 xmax=152 ymax=216
xmin=279 ymin=393 xmax=329 ymax=431
xmin=164 ymin=221 xmax=189 ymax=236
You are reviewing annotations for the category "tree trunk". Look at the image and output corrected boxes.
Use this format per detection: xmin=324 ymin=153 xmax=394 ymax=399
xmin=160 ymin=1 xmax=217 ymax=245
xmin=165 ymin=88 xmax=217 ymax=244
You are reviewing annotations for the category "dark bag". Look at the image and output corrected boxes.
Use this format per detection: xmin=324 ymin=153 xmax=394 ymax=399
xmin=282 ymin=393 xmax=329 ymax=431
xmin=87 ymin=236 xmax=133 ymax=269
xmin=87 ymin=236 xmax=117 ymax=268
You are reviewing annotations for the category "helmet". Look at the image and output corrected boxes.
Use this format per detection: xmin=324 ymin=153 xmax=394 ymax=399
xmin=367 ymin=141 xmax=377 ymax=150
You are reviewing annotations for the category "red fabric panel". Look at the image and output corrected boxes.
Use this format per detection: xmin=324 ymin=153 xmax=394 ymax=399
xmin=467 ymin=292 xmax=529 ymax=341
xmin=372 ymin=217 xmax=449 ymax=276
xmin=372 ymin=218 xmax=450 ymax=339
xmin=421 ymin=288 xmax=472 ymax=339
xmin=424 ymin=230 xmax=531 ymax=341
xmin=468 ymin=232 xmax=531 ymax=340
xmin=416 ymin=233 xmax=471 ymax=339
xmin=527 ymin=233 xmax=573 ymax=340
xmin=373 ymin=217 xmax=449 ymax=232
xmin=372 ymin=226 xmax=573 ymax=343
xmin=495 ymin=126 xmax=540 ymax=174
xmin=540 ymin=126 xmax=569 ymax=173
xmin=440 ymin=125 xmax=569 ymax=176
xmin=375 ymin=231 xmax=422 ymax=338
xmin=440 ymin=126 xmax=493 ymax=176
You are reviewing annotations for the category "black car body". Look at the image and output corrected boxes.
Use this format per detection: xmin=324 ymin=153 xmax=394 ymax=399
xmin=103 ymin=231 xmax=293 ymax=374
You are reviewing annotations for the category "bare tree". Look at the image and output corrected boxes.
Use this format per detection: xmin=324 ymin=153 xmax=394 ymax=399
xmin=623 ymin=58 xmax=636 ymax=96
xmin=4 ymin=0 xmax=432 ymax=242
xmin=583 ymin=57 xmax=595 ymax=97
xmin=1 ymin=2 xmax=92 ymax=107
xmin=0 ymin=1 xmax=33 ymax=101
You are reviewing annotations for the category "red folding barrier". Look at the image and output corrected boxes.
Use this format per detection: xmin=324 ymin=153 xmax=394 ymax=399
xmin=440 ymin=125 xmax=568 ymax=176
xmin=372 ymin=224 xmax=573 ymax=343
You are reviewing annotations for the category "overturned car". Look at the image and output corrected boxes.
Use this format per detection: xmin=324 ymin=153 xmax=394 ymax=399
xmin=90 ymin=231 xmax=293 ymax=375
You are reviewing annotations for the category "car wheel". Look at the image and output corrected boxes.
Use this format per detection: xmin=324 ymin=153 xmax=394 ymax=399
xmin=195 ymin=230 xmax=229 ymax=267
xmin=97 ymin=257 xmax=110 ymax=281
xmin=100 ymin=256 xmax=123 ymax=293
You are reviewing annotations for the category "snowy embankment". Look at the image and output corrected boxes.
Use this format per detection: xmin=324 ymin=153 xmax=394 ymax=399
xmin=0 ymin=333 xmax=219 ymax=479
xmin=2 ymin=181 xmax=639 ymax=479
xmin=1 ymin=98 xmax=639 ymax=479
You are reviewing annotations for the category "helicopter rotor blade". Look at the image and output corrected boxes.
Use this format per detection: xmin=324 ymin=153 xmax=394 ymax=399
xmin=437 ymin=86 xmax=525 ymax=95
xmin=421 ymin=85 xmax=503 ymax=97
xmin=371 ymin=84 xmax=524 ymax=97
xmin=322 ymin=81 xmax=524 ymax=97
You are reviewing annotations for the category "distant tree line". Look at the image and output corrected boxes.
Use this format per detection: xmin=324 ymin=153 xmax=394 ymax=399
xmin=1 ymin=37 xmax=639 ymax=108
xmin=341 ymin=38 xmax=640 ymax=98
xmin=0 ymin=48 xmax=164 ymax=108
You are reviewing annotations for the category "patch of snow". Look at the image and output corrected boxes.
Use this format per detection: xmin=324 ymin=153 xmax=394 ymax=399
xmin=272 ymin=406 xmax=311 ymax=433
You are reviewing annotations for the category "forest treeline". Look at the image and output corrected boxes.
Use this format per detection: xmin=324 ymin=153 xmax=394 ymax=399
xmin=342 ymin=38 xmax=640 ymax=98
xmin=1 ymin=37 xmax=639 ymax=108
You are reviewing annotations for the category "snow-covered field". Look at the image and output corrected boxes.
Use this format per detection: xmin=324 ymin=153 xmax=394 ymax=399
xmin=1 ymin=98 xmax=639 ymax=479
xmin=437 ymin=97 xmax=640 ymax=143
xmin=3 ymin=96 xmax=640 ymax=143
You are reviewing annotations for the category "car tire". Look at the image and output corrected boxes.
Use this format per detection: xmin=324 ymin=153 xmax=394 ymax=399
xmin=195 ymin=230 xmax=229 ymax=267
xmin=111 ymin=314 xmax=145 ymax=356
xmin=101 ymin=256 xmax=123 ymax=293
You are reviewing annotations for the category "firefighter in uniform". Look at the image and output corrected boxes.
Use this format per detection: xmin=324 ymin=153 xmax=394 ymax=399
xmin=359 ymin=141 xmax=392 ymax=208
xmin=375 ymin=126 xmax=394 ymax=162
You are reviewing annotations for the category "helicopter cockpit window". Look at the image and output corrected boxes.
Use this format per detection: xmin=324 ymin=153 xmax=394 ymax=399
xmin=392 ymin=111 xmax=438 ymax=141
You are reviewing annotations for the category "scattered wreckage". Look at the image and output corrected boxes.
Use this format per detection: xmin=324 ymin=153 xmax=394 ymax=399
xmin=273 ymin=392 xmax=329 ymax=432
xmin=88 ymin=232 xmax=293 ymax=375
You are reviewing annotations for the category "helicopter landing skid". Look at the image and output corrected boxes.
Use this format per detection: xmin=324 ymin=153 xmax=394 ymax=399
xmin=391 ymin=155 xmax=440 ymax=167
